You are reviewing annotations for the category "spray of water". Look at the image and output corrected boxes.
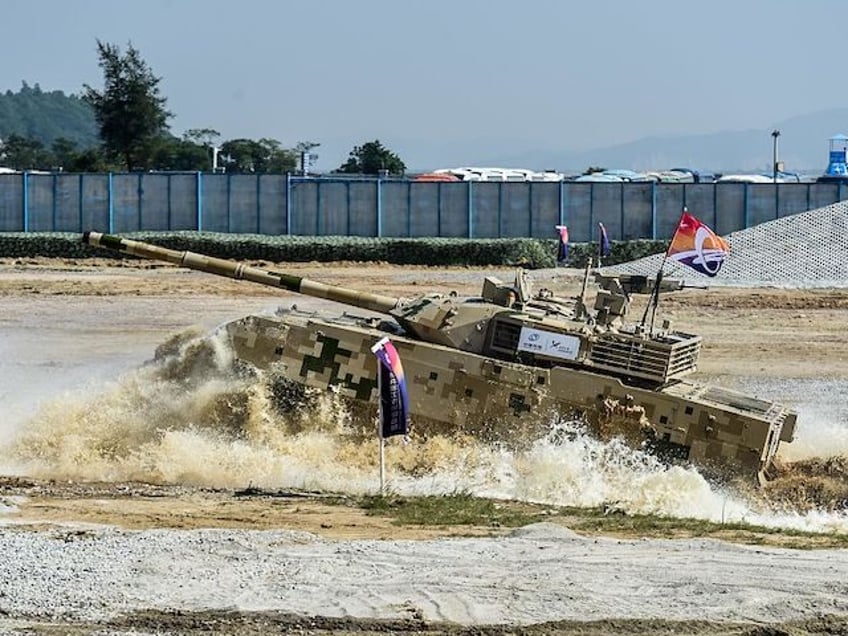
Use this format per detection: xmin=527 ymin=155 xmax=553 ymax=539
xmin=2 ymin=328 xmax=846 ymax=533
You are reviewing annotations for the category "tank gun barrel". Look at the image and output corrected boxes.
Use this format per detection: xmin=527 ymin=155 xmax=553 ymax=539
xmin=81 ymin=231 xmax=400 ymax=314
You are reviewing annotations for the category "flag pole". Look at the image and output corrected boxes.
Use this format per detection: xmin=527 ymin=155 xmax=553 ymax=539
xmin=648 ymin=269 xmax=666 ymax=333
xmin=640 ymin=255 xmax=668 ymax=330
xmin=576 ymin=257 xmax=592 ymax=320
xmin=376 ymin=364 xmax=386 ymax=495
xmin=380 ymin=437 xmax=386 ymax=495
xmin=641 ymin=210 xmax=685 ymax=331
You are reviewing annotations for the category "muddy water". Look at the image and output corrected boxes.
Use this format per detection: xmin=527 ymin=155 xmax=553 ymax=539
xmin=1 ymin=295 xmax=280 ymax=432
xmin=2 ymin=296 xmax=847 ymax=533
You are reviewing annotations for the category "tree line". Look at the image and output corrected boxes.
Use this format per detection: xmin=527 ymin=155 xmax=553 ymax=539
xmin=0 ymin=41 xmax=406 ymax=176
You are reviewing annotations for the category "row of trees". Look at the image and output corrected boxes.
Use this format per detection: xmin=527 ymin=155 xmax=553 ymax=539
xmin=0 ymin=41 xmax=406 ymax=175
xmin=0 ymin=129 xmax=301 ymax=173
xmin=0 ymin=131 xmax=406 ymax=176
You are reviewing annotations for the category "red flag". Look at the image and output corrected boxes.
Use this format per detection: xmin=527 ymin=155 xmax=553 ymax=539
xmin=666 ymin=209 xmax=729 ymax=277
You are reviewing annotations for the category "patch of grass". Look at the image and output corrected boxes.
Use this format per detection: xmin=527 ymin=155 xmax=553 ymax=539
xmin=560 ymin=506 xmax=848 ymax=548
xmin=340 ymin=496 xmax=848 ymax=549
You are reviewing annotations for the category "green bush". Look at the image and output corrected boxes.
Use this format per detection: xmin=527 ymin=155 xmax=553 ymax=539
xmin=0 ymin=232 xmax=667 ymax=269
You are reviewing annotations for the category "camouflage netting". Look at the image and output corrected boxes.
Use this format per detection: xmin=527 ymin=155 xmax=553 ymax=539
xmin=605 ymin=201 xmax=848 ymax=289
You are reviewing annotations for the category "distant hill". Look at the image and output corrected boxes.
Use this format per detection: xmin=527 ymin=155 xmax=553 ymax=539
xmin=4 ymin=79 xmax=845 ymax=176
xmin=0 ymin=82 xmax=98 ymax=148
xmin=487 ymin=108 xmax=848 ymax=175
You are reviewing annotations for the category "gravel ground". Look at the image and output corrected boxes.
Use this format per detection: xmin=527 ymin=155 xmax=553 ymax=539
xmin=1 ymin=522 xmax=848 ymax=634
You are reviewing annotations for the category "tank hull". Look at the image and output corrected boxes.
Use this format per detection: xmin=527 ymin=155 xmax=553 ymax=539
xmin=223 ymin=309 xmax=795 ymax=482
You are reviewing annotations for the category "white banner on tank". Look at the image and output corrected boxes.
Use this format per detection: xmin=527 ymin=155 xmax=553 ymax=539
xmin=516 ymin=326 xmax=581 ymax=360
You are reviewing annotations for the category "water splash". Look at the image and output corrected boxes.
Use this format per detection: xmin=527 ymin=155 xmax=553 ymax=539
xmin=2 ymin=328 xmax=846 ymax=533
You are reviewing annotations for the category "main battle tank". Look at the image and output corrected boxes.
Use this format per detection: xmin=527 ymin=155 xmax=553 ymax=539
xmin=81 ymin=231 xmax=797 ymax=484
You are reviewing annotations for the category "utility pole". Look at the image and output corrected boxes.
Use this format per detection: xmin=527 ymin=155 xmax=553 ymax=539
xmin=771 ymin=129 xmax=781 ymax=182
xmin=295 ymin=141 xmax=320 ymax=176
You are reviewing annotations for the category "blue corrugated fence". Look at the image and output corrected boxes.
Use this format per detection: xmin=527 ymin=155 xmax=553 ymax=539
xmin=0 ymin=172 xmax=844 ymax=241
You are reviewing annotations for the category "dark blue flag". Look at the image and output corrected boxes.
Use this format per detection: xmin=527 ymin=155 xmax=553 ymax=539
xmin=371 ymin=337 xmax=409 ymax=438
xmin=598 ymin=222 xmax=611 ymax=258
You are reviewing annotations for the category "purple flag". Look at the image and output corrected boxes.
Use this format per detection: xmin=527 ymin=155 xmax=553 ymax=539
xmin=555 ymin=225 xmax=569 ymax=263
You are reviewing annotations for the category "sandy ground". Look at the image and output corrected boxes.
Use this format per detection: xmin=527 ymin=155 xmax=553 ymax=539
xmin=1 ymin=256 xmax=848 ymax=635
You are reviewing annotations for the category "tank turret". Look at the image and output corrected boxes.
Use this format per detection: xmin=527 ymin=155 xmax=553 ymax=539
xmin=80 ymin=231 xmax=797 ymax=484
xmin=83 ymin=231 xmax=698 ymax=386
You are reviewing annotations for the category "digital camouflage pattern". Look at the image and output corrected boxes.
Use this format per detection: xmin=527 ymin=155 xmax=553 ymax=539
xmin=82 ymin=231 xmax=797 ymax=484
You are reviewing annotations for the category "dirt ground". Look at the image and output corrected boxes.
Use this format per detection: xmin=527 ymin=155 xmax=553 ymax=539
xmin=2 ymin=256 xmax=848 ymax=636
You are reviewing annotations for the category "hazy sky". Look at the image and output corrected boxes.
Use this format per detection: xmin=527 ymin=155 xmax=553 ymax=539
xmin=4 ymin=0 xmax=845 ymax=170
